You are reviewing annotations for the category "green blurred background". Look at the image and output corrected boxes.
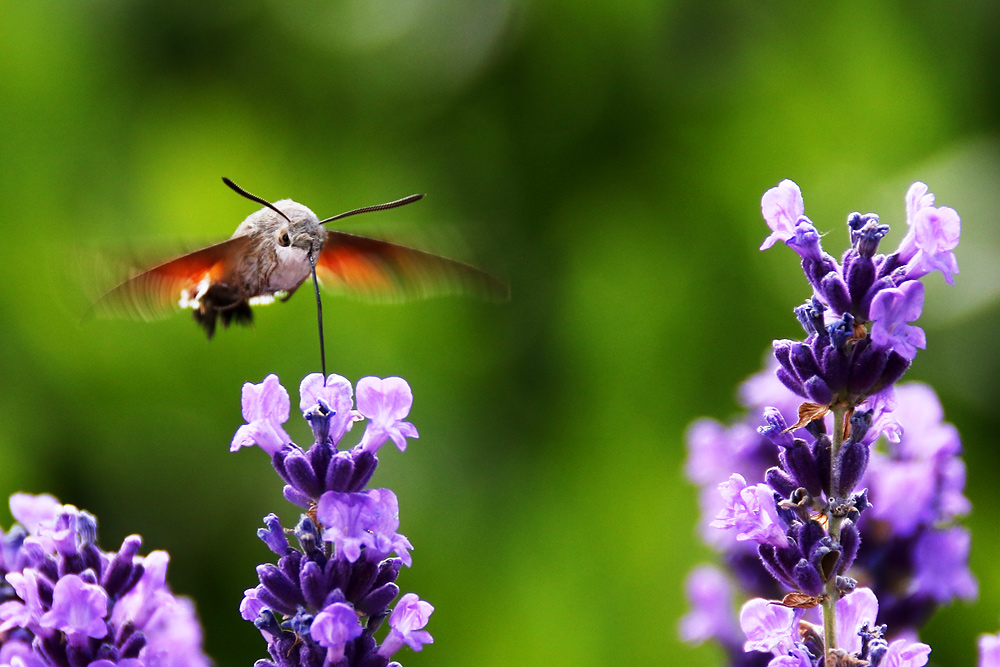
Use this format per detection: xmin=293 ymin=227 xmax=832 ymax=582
xmin=2 ymin=1 xmax=999 ymax=665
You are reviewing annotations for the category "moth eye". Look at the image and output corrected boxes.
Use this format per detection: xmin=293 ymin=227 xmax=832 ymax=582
xmin=277 ymin=229 xmax=291 ymax=247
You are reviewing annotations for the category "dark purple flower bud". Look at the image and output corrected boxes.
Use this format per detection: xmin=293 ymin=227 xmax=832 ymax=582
xmin=793 ymin=558 xmax=823 ymax=595
xmin=818 ymin=346 xmax=849 ymax=396
xmin=838 ymin=520 xmax=861 ymax=573
xmin=120 ymin=630 xmax=146 ymax=658
xmin=802 ymin=254 xmax=838 ymax=292
xmin=258 ymin=514 xmax=290 ymax=556
xmin=257 ymin=563 xmax=305 ymax=611
xmin=300 ymin=561 xmax=327 ymax=610
xmin=773 ymin=339 xmax=794 ymax=368
xmin=838 ymin=441 xmax=869 ymax=497
xmin=307 ymin=442 xmax=332 ymax=488
xmin=101 ymin=535 xmax=142 ymax=598
xmin=282 ymin=485 xmax=312 ymax=509
xmin=326 ymin=451 xmax=356 ymax=492
xmin=356 ymin=582 xmax=400 ymax=616
xmin=804 ymin=376 xmax=833 ymax=405
xmin=877 ymin=351 xmax=911 ymax=390
xmin=820 ymin=271 xmax=853 ymax=315
xmin=847 ymin=255 xmax=876 ymax=312
xmin=765 ymin=466 xmax=797 ymax=499
xmin=847 ymin=340 xmax=888 ymax=395
xmin=284 ymin=449 xmax=322 ymax=499
xmin=812 ymin=435 xmax=832 ymax=497
xmin=776 ymin=368 xmax=806 ymax=398
xmin=758 ymin=545 xmax=797 ymax=590
xmin=795 ymin=519 xmax=825 ymax=556
xmin=779 ymin=440 xmax=823 ymax=498
xmin=373 ymin=559 xmax=403 ymax=590
xmin=759 ymin=407 xmax=794 ymax=448
xmin=349 ymin=451 xmax=379 ymax=491
xmin=790 ymin=343 xmax=821 ymax=382
xmin=77 ymin=512 xmax=98 ymax=546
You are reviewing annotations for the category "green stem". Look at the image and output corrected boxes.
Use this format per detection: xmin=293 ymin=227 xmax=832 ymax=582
xmin=822 ymin=404 xmax=849 ymax=662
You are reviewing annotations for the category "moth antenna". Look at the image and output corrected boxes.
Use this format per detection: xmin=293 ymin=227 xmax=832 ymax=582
xmin=308 ymin=252 xmax=327 ymax=379
xmin=222 ymin=177 xmax=292 ymax=223
xmin=319 ymin=193 xmax=424 ymax=225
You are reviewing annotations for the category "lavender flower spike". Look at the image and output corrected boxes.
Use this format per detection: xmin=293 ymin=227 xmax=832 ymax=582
xmin=236 ymin=372 xmax=433 ymax=666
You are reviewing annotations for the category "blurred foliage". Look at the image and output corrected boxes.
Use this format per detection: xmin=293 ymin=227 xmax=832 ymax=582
xmin=1 ymin=1 xmax=1000 ymax=665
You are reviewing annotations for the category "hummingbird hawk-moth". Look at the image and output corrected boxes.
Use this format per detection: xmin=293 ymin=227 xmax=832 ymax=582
xmin=93 ymin=178 xmax=508 ymax=343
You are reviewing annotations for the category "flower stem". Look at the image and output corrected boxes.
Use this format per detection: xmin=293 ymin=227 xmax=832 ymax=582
xmin=822 ymin=403 xmax=849 ymax=663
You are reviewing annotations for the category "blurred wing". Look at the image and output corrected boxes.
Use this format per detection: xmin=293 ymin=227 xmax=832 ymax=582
xmin=316 ymin=231 xmax=509 ymax=303
xmin=90 ymin=236 xmax=251 ymax=320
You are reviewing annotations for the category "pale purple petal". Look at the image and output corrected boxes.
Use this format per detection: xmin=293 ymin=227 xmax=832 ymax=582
xmin=39 ymin=574 xmax=109 ymax=641
xmin=761 ymin=180 xmax=805 ymax=250
xmin=0 ymin=599 xmax=32 ymax=634
xmin=240 ymin=587 xmax=265 ymax=622
xmin=882 ymin=638 xmax=932 ymax=667
xmin=357 ymin=377 xmax=419 ymax=453
xmin=311 ymin=602 xmax=363 ymax=662
xmin=911 ymin=527 xmax=977 ymax=603
xmin=906 ymin=205 xmax=961 ymax=284
xmin=898 ymin=182 xmax=936 ymax=262
xmin=317 ymin=491 xmax=378 ymax=562
xmin=870 ymin=281 xmax=926 ymax=360
xmin=739 ymin=597 xmax=795 ymax=654
xmin=768 ymin=646 xmax=814 ymax=667
xmin=835 ymin=587 xmax=879 ymax=655
xmin=979 ymin=631 xmax=1000 ymax=667
xmin=299 ymin=373 xmax=356 ymax=443
xmin=711 ymin=474 xmax=789 ymax=548
xmin=367 ymin=489 xmax=413 ymax=566
xmin=378 ymin=593 xmax=434 ymax=657
xmin=0 ymin=639 xmax=47 ymax=667
xmin=231 ymin=375 xmax=291 ymax=454
xmin=679 ymin=565 xmax=740 ymax=646
xmin=9 ymin=493 xmax=61 ymax=534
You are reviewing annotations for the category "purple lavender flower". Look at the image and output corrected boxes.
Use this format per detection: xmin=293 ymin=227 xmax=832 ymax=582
xmin=233 ymin=373 xmax=432 ymax=667
xmin=231 ymin=373 xmax=292 ymax=455
xmin=870 ymin=282 xmax=926 ymax=360
xmin=681 ymin=180 xmax=968 ymax=666
xmin=679 ymin=565 xmax=743 ymax=649
xmin=711 ymin=475 xmax=789 ymax=548
xmin=0 ymin=493 xmax=209 ymax=667
xmin=979 ymin=630 xmax=1000 ymax=667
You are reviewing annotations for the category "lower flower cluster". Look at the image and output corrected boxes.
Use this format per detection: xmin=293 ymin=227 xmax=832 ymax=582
xmin=0 ymin=493 xmax=209 ymax=667
xmin=232 ymin=373 xmax=433 ymax=667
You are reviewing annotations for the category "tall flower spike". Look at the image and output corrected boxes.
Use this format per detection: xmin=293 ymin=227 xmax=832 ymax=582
xmin=233 ymin=373 xmax=433 ymax=666
xmin=682 ymin=181 xmax=966 ymax=667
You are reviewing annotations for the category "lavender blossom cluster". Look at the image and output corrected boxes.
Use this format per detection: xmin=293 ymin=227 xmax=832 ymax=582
xmin=0 ymin=493 xmax=209 ymax=667
xmin=232 ymin=373 xmax=433 ymax=667
xmin=679 ymin=180 xmax=983 ymax=666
